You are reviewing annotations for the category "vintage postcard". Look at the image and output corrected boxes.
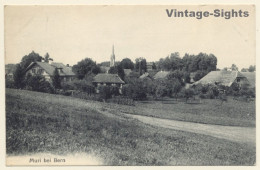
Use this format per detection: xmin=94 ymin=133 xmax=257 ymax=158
xmin=4 ymin=5 xmax=256 ymax=166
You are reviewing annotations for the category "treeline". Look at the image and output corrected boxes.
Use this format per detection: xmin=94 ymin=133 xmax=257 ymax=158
xmin=156 ymin=52 xmax=217 ymax=81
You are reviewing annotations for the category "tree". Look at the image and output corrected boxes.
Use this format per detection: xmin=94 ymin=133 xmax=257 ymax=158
xmin=241 ymin=68 xmax=248 ymax=72
xmin=122 ymin=79 xmax=147 ymax=100
xmin=231 ymin=64 xmax=238 ymax=71
xmin=13 ymin=64 xmax=25 ymax=89
xmin=152 ymin=62 xmax=157 ymax=70
xmin=193 ymin=70 xmax=208 ymax=81
xmin=120 ymin=58 xmax=134 ymax=70
xmin=248 ymin=65 xmax=255 ymax=72
xmin=98 ymin=85 xmax=112 ymax=101
xmin=157 ymin=52 xmax=182 ymax=71
xmin=25 ymin=74 xmax=54 ymax=93
xmin=135 ymin=58 xmax=147 ymax=75
xmin=13 ymin=51 xmax=43 ymax=89
xmin=182 ymin=53 xmax=217 ymax=72
xmin=155 ymin=84 xmax=167 ymax=99
xmin=108 ymin=65 xmax=125 ymax=80
xmin=171 ymin=80 xmax=182 ymax=99
xmin=52 ymin=68 xmax=61 ymax=89
xmin=72 ymin=58 xmax=100 ymax=79
xmin=167 ymin=70 xmax=185 ymax=85
xmin=44 ymin=53 xmax=53 ymax=63
xmin=20 ymin=51 xmax=43 ymax=70
xmin=180 ymin=88 xmax=195 ymax=103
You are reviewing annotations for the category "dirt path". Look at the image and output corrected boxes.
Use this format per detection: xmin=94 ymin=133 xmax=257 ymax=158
xmin=125 ymin=114 xmax=255 ymax=145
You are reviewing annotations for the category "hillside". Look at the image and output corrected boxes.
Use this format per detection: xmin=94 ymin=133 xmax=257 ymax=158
xmin=6 ymin=89 xmax=256 ymax=165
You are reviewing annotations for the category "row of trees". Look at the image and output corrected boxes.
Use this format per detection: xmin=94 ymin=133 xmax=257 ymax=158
xmin=157 ymin=52 xmax=217 ymax=72
xmin=241 ymin=65 xmax=256 ymax=72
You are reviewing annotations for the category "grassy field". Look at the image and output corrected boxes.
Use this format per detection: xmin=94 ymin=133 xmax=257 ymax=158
xmin=105 ymin=97 xmax=255 ymax=127
xmin=6 ymin=89 xmax=256 ymax=165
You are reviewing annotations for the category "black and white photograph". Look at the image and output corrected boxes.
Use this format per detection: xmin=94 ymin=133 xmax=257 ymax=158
xmin=3 ymin=5 xmax=256 ymax=166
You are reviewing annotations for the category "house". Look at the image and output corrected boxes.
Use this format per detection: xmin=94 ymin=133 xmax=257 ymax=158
xmin=193 ymin=70 xmax=250 ymax=87
xmin=241 ymin=72 xmax=255 ymax=88
xmin=25 ymin=61 xmax=76 ymax=82
xmin=139 ymin=72 xmax=153 ymax=80
xmin=92 ymin=73 xmax=125 ymax=93
xmin=153 ymin=71 xmax=170 ymax=79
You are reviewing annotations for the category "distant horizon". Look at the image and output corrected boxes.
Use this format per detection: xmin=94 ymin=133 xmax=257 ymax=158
xmin=5 ymin=5 xmax=255 ymax=70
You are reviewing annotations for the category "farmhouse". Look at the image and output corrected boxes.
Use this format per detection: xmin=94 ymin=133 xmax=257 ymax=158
xmin=193 ymin=70 xmax=250 ymax=87
xmin=25 ymin=61 xmax=76 ymax=82
xmin=92 ymin=73 xmax=125 ymax=92
xmin=241 ymin=72 xmax=255 ymax=88
xmin=153 ymin=71 xmax=170 ymax=79
xmin=139 ymin=72 xmax=153 ymax=80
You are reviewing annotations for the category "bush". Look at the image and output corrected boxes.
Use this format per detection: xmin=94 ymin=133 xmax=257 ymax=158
xmin=193 ymin=70 xmax=208 ymax=81
xmin=122 ymin=80 xmax=147 ymax=101
xmin=199 ymin=94 xmax=207 ymax=99
xmin=108 ymin=96 xmax=135 ymax=106
xmin=179 ymin=88 xmax=195 ymax=103
xmin=155 ymin=85 xmax=167 ymax=99
xmin=98 ymin=85 xmax=112 ymax=101
xmin=61 ymin=81 xmax=75 ymax=91
xmin=25 ymin=75 xmax=54 ymax=93
xmin=65 ymin=79 xmax=95 ymax=95
xmin=6 ymin=80 xmax=15 ymax=88
xmin=194 ymin=83 xmax=209 ymax=94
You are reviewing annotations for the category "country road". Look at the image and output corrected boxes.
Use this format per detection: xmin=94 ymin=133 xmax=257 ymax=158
xmin=125 ymin=114 xmax=256 ymax=145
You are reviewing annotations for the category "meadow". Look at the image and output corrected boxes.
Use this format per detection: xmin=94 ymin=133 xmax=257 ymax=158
xmin=6 ymin=88 xmax=256 ymax=165
xmin=107 ymin=97 xmax=255 ymax=127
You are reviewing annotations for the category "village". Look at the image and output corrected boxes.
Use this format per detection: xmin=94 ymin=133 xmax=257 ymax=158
xmin=5 ymin=46 xmax=255 ymax=103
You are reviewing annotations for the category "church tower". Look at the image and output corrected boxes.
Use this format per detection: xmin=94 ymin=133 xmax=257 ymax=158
xmin=110 ymin=45 xmax=115 ymax=67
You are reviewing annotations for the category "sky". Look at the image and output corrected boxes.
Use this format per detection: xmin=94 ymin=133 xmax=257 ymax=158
xmin=4 ymin=5 xmax=255 ymax=69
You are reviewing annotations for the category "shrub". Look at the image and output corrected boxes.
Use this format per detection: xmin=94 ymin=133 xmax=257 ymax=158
xmin=108 ymin=96 xmax=135 ymax=106
xmin=98 ymin=85 xmax=112 ymax=101
xmin=122 ymin=80 xmax=147 ymax=101
xmin=13 ymin=64 xmax=26 ymax=89
xmin=199 ymin=94 xmax=207 ymax=99
xmin=61 ymin=81 xmax=75 ymax=91
xmin=25 ymin=74 xmax=54 ymax=93
xmin=193 ymin=70 xmax=208 ymax=81
xmin=6 ymin=80 xmax=15 ymax=88
xmin=179 ymin=88 xmax=195 ymax=103
xmin=155 ymin=84 xmax=167 ymax=99
xmin=68 ymin=79 xmax=95 ymax=95
xmin=52 ymin=68 xmax=61 ymax=89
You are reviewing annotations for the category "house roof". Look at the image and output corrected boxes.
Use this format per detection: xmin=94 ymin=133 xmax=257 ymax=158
xmin=153 ymin=71 xmax=170 ymax=79
xmin=139 ymin=72 xmax=153 ymax=79
xmin=123 ymin=69 xmax=132 ymax=76
xmin=242 ymin=72 xmax=255 ymax=88
xmin=93 ymin=73 xmax=125 ymax=84
xmin=26 ymin=62 xmax=75 ymax=76
xmin=194 ymin=70 xmax=248 ymax=87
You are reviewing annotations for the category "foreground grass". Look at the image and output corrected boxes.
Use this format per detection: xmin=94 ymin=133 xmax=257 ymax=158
xmin=6 ymin=89 xmax=256 ymax=165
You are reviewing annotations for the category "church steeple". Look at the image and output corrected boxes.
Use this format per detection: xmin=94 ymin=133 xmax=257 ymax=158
xmin=110 ymin=45 xmax=115 ymax=67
